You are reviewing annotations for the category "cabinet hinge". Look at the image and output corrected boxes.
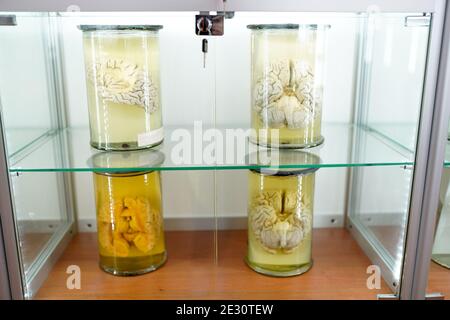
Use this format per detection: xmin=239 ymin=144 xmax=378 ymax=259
xmin=0 ymin=15 xmax=17 ymax=26
xmin=377 ymin=294 xmax=398 ymax=300
xmin=404 ymin=14 xmax=431 ymax=27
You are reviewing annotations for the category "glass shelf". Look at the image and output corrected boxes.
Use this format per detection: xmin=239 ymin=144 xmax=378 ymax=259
xmin=365 ymin=123 xmax=417 ymax=154
xmin=5 ymin=128 xmax=54 ymax=158
xmin=7 ymin=123 xmax=414 ymax=173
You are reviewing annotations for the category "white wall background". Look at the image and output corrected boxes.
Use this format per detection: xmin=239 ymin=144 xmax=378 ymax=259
xmin=0 ymin=15 xmax=53 ymax=129
xmin=60 ymin=12 xmax=359 ymax=229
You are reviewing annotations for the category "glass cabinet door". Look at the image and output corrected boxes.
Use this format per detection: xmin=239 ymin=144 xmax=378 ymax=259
xmin=348 ymin=13 xmax=430 ymax=293
xmin=0 ymin=13 xmax=74 ymax=299
xmin=0 ymin=0 xmax=447 ymax=300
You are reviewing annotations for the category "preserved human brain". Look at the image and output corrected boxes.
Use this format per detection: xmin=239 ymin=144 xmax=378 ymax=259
xmin=97 ymin=196 xmax=161 ymax=257
xmin=250 ymin=190 xmax=312 ymax=254
xmin=253 ymin=59 xmax=319 ymax=129
xmin=87 ymin=58 xmax=159 ymax=112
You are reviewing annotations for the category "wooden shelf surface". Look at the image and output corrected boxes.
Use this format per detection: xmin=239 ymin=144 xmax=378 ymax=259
xmin=35 ymin=228 xmax=396 ymax=299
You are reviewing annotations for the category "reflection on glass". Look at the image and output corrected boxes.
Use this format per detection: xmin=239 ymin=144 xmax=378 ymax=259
xmin=364 ymin=15 xmax=430 ymax=152
xmin=349 ymin=165 xmax=413 ymax=287
xmin=0 ymin=13 xmax=55 ymax=157
xmin=13 ymin=172 xmax=66 ymax=274
xmin=432 ymin=170 xmax=450 ymax=269
xmin=448 ymin=121 xmax=450 ymax=141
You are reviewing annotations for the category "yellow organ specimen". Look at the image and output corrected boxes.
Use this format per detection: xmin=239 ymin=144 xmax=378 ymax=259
xmin=97 ymin=196 xmax=162 ymax=257
xmin=94 ymin=171 xmax=166 ymax=275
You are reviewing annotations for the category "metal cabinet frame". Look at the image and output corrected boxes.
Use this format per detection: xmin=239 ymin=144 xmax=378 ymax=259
xmin=402 ymin=0 xmax=450 ymax=300
xmin=0 ymin=114 xmax=24 ymax=300
xmin=0 ymin=0 xmax=449 ymax=300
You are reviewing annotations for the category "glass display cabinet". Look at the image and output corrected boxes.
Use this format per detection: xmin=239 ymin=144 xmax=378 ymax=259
xmin=0 ymin=0 xmax=449 ymax=300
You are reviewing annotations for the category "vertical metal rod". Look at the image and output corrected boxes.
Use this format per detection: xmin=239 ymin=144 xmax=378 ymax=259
xmin=0 ymin=220 xmax=12 ymax=299
xmin=0 ymin=109 xmax=24 ymax=300
xmin=214 ymin=170 xmax=218 ymax=265
xmin=0 ymin=15 xmax=16 ymax=26
xmin=212 ymin=37 xmax=219 ymax=265
xmin=0 ymin=16 xmax=15 ymax=296
xmin=343 ymin=14 xmax=366 ymax=227
xmin=346 ymin=14 xmax=369 ymax=229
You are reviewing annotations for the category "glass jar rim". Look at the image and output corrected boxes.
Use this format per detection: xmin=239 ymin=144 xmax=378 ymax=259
xmin=247 ymin=150 xmax=321 ymax=176
xmin=88 ymin=149 xmax=165 ymax=175
xmin=247 ymin=23 xmax=329 ymax=30
xmin=78 ymin=25 xmax=163 ymax=32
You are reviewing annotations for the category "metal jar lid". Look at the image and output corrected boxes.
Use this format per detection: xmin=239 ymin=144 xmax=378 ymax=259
xmin=78 ymin=25 xmax=163 ymax=32
xmin=88 ymin=149 xmax=165 ymax=175
xmin=247 ymin=23 xmax=331 ymax=31
xmin=247 ymin=149 xmax=321 ymax=176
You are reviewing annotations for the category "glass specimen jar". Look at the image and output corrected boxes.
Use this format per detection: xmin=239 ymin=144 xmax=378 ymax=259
xmin=80 ymin=25 xmax=164 ymax=150
xmin=246 ymin=150 xmax=320 ymax=276
xmin=248 ymin=24 xmax=329 ymax=148
xmin=90 ymin=150 xmax=166 ymax=275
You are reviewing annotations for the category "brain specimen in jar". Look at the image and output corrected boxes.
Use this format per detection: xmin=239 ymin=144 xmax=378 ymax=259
xmin=250 ymin=190 xmax=312 ymax=254
xmin=97 ymin=196 xmax=161 ymax=257
xmin=87 ymin=58 xmax=159 ymax=112
xmin=253 ymin=59 xmax=318 ymax=129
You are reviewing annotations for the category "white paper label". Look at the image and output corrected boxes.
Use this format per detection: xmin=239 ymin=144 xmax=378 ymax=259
xmin=137 ymin=127 xmax=164 ymax=147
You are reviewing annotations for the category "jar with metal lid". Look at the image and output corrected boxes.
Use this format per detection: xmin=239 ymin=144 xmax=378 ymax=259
xmin=246 ymin=150 xmax=320 ymax=276
xmin=248 ymin=24 xmax=329 ymax=148
xmin=80 ymin=25 xmax=164 ymax=150
xmin=90 ymin=150 xmax=166 ymax=275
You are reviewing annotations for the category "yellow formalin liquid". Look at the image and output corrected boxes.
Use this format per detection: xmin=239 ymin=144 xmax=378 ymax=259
xmin=83 ymin=31 xmax=163 ymax=150
xmin=251 ymin=112 xmax=323 ymax=147
xmin=247 ymin=170 xmax=315 ymax=276
xmin=94 ymin=171 xmax=166 ymax=275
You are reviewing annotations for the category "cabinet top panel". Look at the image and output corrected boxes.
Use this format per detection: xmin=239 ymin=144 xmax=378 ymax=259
xmin=0 ymin=0 xmax=441 ymax=13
